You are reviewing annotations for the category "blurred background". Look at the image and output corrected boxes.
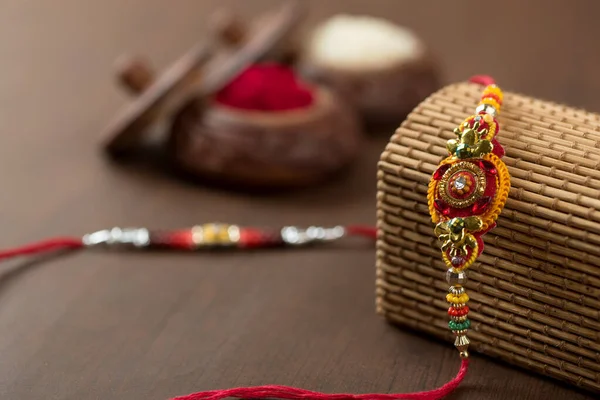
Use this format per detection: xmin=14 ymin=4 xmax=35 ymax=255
xmin=1 ymin=0 xmax=599 ymax=144
xmin=0 ymin=0 xmax=597 ymax=202
xmin=1 ymin=1 xmax=599 ymax=399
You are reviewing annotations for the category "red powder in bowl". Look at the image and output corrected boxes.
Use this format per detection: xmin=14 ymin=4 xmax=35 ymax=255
xmin=214 ymin=63 xmax=314 ymax=111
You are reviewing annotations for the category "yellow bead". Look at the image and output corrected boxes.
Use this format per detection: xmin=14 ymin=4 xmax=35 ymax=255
xmin=480 ymin=98 xmax=501 ymax=111
xmin=484 ymin=85 xmax=503 ymax=100
xmin=483 ymin=114 xmax=494 ymax=124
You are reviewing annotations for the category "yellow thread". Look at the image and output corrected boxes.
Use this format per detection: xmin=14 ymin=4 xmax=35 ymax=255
xmin=478 ymin=153 xmax=511 ymax=231
xmin=485 ymin=121 xmax=497 ymax=140
xmin=428 ymin=176 xmax=439 ymax=224
xmin=441 ymin=241 xmax=479 ymax=271
xmin=479 ymin=114 xmax=497 ymax=140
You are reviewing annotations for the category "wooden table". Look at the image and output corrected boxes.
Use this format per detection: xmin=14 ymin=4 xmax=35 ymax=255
xmin=0 ymin=1 xmax=597 ymax=399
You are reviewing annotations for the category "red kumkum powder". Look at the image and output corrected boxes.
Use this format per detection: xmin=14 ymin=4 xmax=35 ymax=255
xmin=214 ymin=63 xmax=315 ymax=111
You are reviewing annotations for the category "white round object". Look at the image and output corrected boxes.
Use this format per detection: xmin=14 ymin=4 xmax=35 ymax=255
xmin=306 ymin=14 xmax=422 ymax=70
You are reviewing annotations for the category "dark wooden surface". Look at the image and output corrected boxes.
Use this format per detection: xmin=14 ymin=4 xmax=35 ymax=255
xmin=0 ymin=1 xmax=598 ymax=399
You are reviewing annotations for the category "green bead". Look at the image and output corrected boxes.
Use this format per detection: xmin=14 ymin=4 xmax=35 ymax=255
xmin=449 ymin=319 xmax=471 ymax=331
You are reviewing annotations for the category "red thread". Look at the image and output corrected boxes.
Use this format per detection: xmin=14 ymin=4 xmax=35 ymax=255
xmin=468 ymin=75 xmax=496 ymax=86
xmin=239 ymin=228 xmax=284 ymax=248
xmin=0 ymin=228 xmax=468 ymax=400
xmin=171 ymin=359 xmax=469 ymax=400
xmin=346 ymin=225 xmax=378 ymax=240
xmin=0 ymin=237 xmax=82 ymax=261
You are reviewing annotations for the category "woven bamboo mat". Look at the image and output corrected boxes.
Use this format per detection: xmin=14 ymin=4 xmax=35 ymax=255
xmin=376 ymin=82 xmax=600 ymax=392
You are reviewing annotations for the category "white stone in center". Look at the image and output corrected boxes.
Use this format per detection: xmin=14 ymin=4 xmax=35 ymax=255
xmin=454 ymin=176 xmax=468 ymax=190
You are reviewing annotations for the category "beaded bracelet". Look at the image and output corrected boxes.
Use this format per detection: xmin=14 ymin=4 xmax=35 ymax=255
xmin=428 ymin=79 xmax=510 ymax=358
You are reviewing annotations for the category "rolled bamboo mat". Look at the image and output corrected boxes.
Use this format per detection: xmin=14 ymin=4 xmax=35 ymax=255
xmin=376 ymin=81 xmax=600 ymax=392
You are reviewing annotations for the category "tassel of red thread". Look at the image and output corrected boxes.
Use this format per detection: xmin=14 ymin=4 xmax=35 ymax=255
xmin=171 ymin=359 xmax=469 ymax=400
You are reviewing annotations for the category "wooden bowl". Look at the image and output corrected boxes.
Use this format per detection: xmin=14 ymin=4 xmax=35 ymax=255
xmin=169 ymin=87 xmax=362 ymax=188
xmin=100 ymin=1 xmax=365 ymax=190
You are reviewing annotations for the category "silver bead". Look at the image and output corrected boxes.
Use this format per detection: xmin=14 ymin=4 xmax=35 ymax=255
xmin=280 ymin=225 xmax=345 ymax=245
xmin=82 ymin=227 xmax=150 ymax=248
xmin=449 ymin=286 xmax=465 ymax=295
xmin=475 ymin=104 xmax=497 ymax=117
xmin=446 ymin=269 xmax=468 ymax=285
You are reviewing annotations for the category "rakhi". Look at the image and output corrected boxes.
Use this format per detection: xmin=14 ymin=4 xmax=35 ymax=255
xmin=428 ymin=75 xmax=510 ymax=359
xmin=1 ymin=76 xmax=507 ymax=400
xmin=0 ymin=224 xmax=377 ymax=258
xmin=0 ymin=222 xmax=469 ymax=400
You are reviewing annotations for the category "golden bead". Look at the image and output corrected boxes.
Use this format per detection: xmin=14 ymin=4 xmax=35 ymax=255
xmin=452 ymin=315 xmax=468 ymax=322
xmin=459 ymin=350 xmax=470 ymax=359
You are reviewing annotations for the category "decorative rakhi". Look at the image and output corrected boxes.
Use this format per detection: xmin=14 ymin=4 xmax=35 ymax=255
xmin=428 ymin=76 xmax=510 ymax=359
xmin=1 ymin=76 xmax=508 ymax=400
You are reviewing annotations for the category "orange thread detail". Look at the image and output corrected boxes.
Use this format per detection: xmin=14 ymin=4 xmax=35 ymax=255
xmin=478 ymin=153 xmax=511 ymax=231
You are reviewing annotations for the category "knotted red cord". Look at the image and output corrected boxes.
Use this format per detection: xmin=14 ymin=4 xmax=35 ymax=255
xmin=0 ymin=237 xmax=83 ymax=261
xmin=171 ymin=359 xmax=469 ymax=400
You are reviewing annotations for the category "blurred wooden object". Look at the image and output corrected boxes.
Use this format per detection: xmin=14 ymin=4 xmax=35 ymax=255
xmin=103 ymin=0 xmax=361 ymax=188
xmin=103 ymin=1 xmax=302 ymax=155
xmin=169 ymin=87 xmax=361 ymax=188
